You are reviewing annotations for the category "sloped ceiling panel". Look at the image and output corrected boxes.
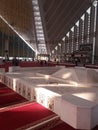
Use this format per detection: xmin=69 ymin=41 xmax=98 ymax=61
xmin=39 ymin=0 xmax=92 ymax=51
xmin=0 ymin=0 xmax=93 ymax=53
xmin=0 ymin=0 xmax=37 ymax=52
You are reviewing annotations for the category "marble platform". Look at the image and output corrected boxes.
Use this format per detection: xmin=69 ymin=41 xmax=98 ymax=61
xmin=1 ymin=66 xmax=98 ymax=130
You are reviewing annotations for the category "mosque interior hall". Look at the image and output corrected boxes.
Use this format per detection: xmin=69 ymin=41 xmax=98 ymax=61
xmin=0 ymin=0 xmax=98 ymax=130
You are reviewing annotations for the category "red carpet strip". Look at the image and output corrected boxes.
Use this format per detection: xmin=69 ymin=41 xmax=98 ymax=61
xmin=26 ymin=116 xmax=61 ymax=130
xmin=0 ymin=92 xmax=27 ymax=108
xmin=51 ymin=121 xmax=81 ymax=130
xmin=0 ymin=102 xmax=59 ymax=130
xmin=0 ymin=82 xmax=7 ymax=88
xmin=0 ymin=87 xmax=14 ymax=95
xmin=51 ymin=121 xmax=98 ymax=130
xmin=92 ymin=126 xmax=98 ymax=130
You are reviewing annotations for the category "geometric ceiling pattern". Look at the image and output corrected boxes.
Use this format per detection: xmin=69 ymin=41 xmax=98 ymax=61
xmin=0 ymin=0 xmax=93 ymax=54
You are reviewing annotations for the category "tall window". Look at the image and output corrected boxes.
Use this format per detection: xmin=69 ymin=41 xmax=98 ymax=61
xmin=32 ymin=0 xmax=47 ymax=54
xmin=92 ymin=0 xmax=98 ymax=64
xmin=81 ymin=14 xmax=85 ymax=44
xmin=71 ymin=27 xmax=74 ymax=53
xmin=66 ymin=32 xmax=70 ymax=53
xmin=86 ymin=7 xmax=91 ymax=43
xmin=75 ymin=21 xmax=79 ymax=50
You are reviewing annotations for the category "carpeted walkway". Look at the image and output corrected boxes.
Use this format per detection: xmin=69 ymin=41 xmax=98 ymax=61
xmin=0 ymin=82 xmax=7 ymax=88
xmin=0 ymin=87 xmax=14 ymax=95
xmin=0 ymin=102 xmax=60 ymax=130
xmin=52 ymin=121 xmax=98 ymax=130
xmin=0 ymin=92 xmax=28 ymax=108
xmin=51 ymin=121 xmax=77 ymax=130
xmin=0 ymin=82 xmax=27 ymax=108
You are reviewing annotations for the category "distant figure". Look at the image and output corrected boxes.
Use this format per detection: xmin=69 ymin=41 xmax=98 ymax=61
xmin=75 ymin=58 xmax=78 ymax=66
xmin=12 ymin=57 xmax=19 ymax=66
xmin=44 ymin=60 xmax=47 ymax=66
xmin=57 ymin=61 xmax=59 ymax=65
xmin=0 ymin=59 xmax=2 ymax=64
xmin=40 ymin=60 xmax=43 ymax=66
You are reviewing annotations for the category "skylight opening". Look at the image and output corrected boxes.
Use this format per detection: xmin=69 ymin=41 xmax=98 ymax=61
xmin=71 ymin=26 xmax=74 ymax=32
xmin=66 ymin=32 xmax=69 ymax=37
xmin=86 ymin=7 xmax=91 ymax=14
xmin=75 ymin=21 xmax=79 ymax=26
xmin=81 ymin=14 xmax=85 ymax=21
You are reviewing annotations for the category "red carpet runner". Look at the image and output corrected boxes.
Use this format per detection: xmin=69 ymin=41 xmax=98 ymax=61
xmin=0 ymin=87 xmax=14 ymax=94
xmin=52 ymin=122 xmax=98 ymax=130
xmin=0 ymin=82 xmax=7 ymax=88
xmin=0 ymin=92 xmax=27 ymax=108
xmin=0 ymin=82 xmax=27 ymax=108
xmin=0 ymin=102 xmax=60 ymax=130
